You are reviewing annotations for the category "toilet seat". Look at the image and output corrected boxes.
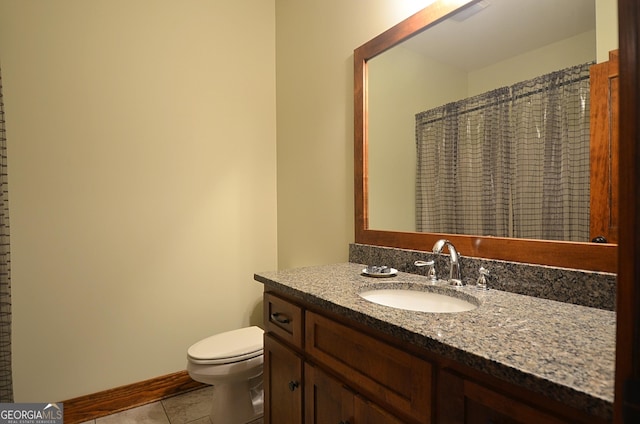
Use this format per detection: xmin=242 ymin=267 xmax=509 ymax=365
xmin=188 ymin=326 xmax=264 ymax=365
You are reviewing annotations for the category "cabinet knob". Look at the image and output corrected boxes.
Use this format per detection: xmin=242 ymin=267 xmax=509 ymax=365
xmin=270 ymin=312 xmax=291 ymax=324
xmin=288 ymin=380 xmax=299 ymax=391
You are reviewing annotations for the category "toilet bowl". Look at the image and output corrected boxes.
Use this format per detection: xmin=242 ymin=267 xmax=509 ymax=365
xmin=187 ymin=326 xmax=264 ymax=424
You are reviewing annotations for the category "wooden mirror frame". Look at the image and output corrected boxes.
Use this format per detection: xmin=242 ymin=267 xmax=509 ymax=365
xmin=354 ymin=0 xmax=617 ymax=273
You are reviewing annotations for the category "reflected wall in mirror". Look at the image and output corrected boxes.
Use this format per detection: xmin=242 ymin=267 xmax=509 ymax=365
xmin=354 ymin=0 xmax=619 ymax=272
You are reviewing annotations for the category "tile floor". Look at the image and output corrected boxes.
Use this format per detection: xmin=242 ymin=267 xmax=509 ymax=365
xmin=78 ymin=386 xmax=264 ymax=424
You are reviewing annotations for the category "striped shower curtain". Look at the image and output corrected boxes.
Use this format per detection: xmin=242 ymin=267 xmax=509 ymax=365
xmin=0 ymin=67 xmax=13 ymax=402
xmin=415 ymin=62 xmax=592 ymax=242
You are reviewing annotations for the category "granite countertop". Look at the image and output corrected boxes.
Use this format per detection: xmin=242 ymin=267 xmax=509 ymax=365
xmin=254 ymin=262 xmax=616 ymax=420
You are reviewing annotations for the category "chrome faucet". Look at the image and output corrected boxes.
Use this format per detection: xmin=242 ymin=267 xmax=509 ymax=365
xmin=432 ymin=239 xmax=462 ymax=286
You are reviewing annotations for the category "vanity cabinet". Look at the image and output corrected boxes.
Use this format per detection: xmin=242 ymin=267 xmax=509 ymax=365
xmin=264 ymin=291 xmax=431 ymax=423
xmin=263 ymin=290 xmax=606 ymax=424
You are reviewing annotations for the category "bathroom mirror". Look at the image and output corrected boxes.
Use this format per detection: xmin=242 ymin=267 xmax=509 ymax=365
xmin=354 ymin=0 xmax=618 ymax=272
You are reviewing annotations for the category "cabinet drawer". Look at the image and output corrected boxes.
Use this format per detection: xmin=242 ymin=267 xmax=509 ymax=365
xmin=264 ymin=292 xmax=303 ymax=349
xmin=306 ymin=311 xmax=432 ymax=423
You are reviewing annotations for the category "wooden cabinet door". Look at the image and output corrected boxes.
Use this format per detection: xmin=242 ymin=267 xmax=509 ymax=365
xmin=354 ymin=395 xmax=406 ymax=424
xmin=305 ymin=363 xmax=354 ymax=424
xmin=437 ymin=370 xmax=572 ymax=424
xmin=463 ymin=380 xmax=567 ymax=424
xmin=264 ymin=333 xmax=303 ymax=424
xmin=305 ymin=363 xmax=404 ymax=424
xmin=590 ymin=49 xmax=619 ymax=243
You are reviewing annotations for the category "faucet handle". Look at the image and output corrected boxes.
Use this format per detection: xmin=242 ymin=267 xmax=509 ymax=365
xmin=476 ymin=267 xmax=489 ymax=290
xmin=414 ymin=260 xmax=437 ymax=284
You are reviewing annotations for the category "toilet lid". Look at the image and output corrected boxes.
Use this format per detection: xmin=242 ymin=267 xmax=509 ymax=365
xmin=188 ymin=326 xmax=264 ymax=365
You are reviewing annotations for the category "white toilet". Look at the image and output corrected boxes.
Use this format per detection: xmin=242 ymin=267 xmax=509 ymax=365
xmin=187 ymin=326 xmax=264 ymax=424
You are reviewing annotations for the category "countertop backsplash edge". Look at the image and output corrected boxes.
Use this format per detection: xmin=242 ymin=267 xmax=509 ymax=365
xmin=349 ymin=243 xmax=616 ymax=311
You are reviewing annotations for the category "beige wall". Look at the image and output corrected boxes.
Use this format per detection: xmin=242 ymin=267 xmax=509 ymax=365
xmin=5 ymin=0 xmax=608 ymax=405
xmin=275 ymin=0 xmax=425 ymax=268
xmin=368 ymin=47 xmax=467 ymax=231
xmin=0 ymin=0 xmax=276 ymax=401
xmin=0 ymin=0 xmax=424 ymax=403
xmin=596 ymin=0 xmax=619 ymax=62
xmin=467 ymin=30 xmax=596 ymax=96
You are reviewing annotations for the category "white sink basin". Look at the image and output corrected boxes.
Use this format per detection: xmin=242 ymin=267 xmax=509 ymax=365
xmin=359 ymin=288 xmax=477 ymax=313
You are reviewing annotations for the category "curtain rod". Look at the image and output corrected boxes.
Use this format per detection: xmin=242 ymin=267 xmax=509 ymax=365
xmin=416 ymin=66 xmax=592 ymax=125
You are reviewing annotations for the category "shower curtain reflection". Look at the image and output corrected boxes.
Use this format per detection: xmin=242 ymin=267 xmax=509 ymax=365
xmin=416 ymin=62 xmax=592 ymax=241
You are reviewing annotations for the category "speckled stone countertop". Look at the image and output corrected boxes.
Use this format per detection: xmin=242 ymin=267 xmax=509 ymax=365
xmin=254 ymin=262 xmax=616 ymax=420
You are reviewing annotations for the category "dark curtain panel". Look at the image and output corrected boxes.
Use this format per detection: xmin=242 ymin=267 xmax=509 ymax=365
xmin=416 ymin=87 xmax=512 ymax=235
xmin=511 ymin=63 xmax=592 ymax=241
xmin=0 ymin=67 xmax=13 ymax=402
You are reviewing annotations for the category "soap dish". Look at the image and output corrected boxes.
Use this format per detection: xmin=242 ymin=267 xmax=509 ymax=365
xmin=362 ymin=266 xmax=398 ymax=278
